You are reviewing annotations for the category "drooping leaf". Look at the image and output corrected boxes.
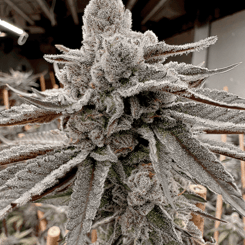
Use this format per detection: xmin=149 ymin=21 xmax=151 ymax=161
xmin=137 ymin=126 xmax=175 ymax=210
xmin=158 ymin=124 xmax=245 ymax=216
xmin=0 ymin=147 xmax=81 ymax=218
xmin=174 ymin=89 xmax=245 ymax=111
xmin=0 ymin=104 xmax=61 ymax=126
xmin=182 ymin=192 xmax=207 ymax=203
xmin=6 ymin=84 xmax=35 ymax=97
xmin=200 ymin=138 xmax=245 ymax=161
xmin=0 ymin=144 xmax=64 ymax=166
xmin=170 ymin=102 xmax=245 ymax=124
xmin=195 ymin=87 xmax=245 ymax=105
xmin=31 ymin=88 xmax=47 ymax=98
xmin=177 ymin=198 xmax=226 ymax=223
xmin=11 ymin=130 xmax=68 ymax=145
xmin=66 ymin=160 xmax=111 ymax=245
xmin=169 ymin=109 xmax=245 ymax=134
xmin=44 ymin=53 xmax=86 ymax=64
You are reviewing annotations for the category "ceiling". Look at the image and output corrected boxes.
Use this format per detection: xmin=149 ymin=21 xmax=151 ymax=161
xmin=0 ymin=0 xmax=245 ymax=59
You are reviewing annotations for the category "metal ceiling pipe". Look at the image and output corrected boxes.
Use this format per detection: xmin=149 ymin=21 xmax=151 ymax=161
xmin=141 ymin=0 xmax=168 ymax=25
xmin=35 ymin=0 xmax=56 ymax=26
xmin=4 ymin=0 xmax=35 ymax=25
xmin=67 ymin=0 xmax=79 ymax=25
xmin=126 ymin=0 xmax=139 ymax=11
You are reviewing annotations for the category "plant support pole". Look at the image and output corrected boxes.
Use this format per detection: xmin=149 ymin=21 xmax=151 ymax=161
xmin=40 ymin=74 xmax=46 ymax=91
xmin=47 ymin=226 xmax=60 ymax=245
xmin=3 ymin=89 xmax=9 ymax=110
xmin=239 ymin=133 xmax=245 ymax=245
xmin=190 ymin=184 xmax=207 ymax=236
xmin=50 ymin=71 xmax=59 ymax=89
xmin=214 ymin=86 xmax=228 ymax=243
xmin=91 ymin=229 xmax=98 ymax=243
xmin=35 ymin=203 xmax=47 ymax=233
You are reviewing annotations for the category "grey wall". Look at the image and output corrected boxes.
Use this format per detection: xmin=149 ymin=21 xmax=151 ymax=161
xmin=207 ymin=10 xmax=245 ymax=97
xmin=164 ymin=29 xmax=195 ymax=64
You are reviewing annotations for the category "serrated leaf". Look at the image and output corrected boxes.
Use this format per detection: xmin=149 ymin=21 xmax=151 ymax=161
xmin=170 ymin=110 xmax=245 ymax=134
xmin=166 ymin=62 xmax=239 ymax=88
xmin=159 ymin=124 xmax=245 ymax=216
xmin=12 ymin=130 xmax=68 ymax=145
xmin=0 ymin=104 xmax=61 ymax=127
xmin=0 ymin=144 xmax=63 ymax=166
xmin=144 ymin=36 xmax=217 ymax=63
xmin=170 ymin=102 xmax=245 ymax=124
xmin=0 ymin=147 xmax=81 ymax=218
xmin=66 ymin=160 xmax=111 ymax=245
xmin=200 ymin=138 xmax=245 ymax=162
xmin=175 ymin=89 xmax=245 ymax=111
xmin=0 ymin=162 xmax=26 ymax=186
xmin=137 ymin=126 xmax=175 ymax=210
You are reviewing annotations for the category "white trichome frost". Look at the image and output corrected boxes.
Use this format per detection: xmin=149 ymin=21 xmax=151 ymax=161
xmin=1 ymin=0 xmax=245 ymax=244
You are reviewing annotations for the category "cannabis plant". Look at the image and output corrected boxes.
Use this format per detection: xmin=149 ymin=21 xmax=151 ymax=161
xmin=2 ymin=0 xmax=245 ymax=244
xmin=0 ymin=69 xmax=50 ymax=142
xmin=0 ymin=69 xmax=44 ymax=106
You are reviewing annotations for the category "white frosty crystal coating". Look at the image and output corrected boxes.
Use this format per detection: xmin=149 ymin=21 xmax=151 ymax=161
xmin=1 ymin=0 xmax=245 ymax=244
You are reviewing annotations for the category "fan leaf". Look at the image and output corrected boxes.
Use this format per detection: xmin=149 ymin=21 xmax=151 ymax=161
xmin=156 ymin=124 xmax=245 ymax=216
xmin=66 ymin=160 xmax=111 ymax=245
xmin=169 ymin=109 xmax=245 ymax=134
xmin=0 ymin=147 xmax=81 ymax=218
xmin=200 ymin=138 xmax=245 ymax=162
xmin=0 ymin=104 xmax=61 ymax=126
xmin=170 ymin=102 xmax=245 ymax=124
xmin=0 ymin=144 xmax=64 ymax=166
xmin=137 ymin=126 xmax=175 ymax=210
xmin=144 ymin=36 xmax=217 ymax=63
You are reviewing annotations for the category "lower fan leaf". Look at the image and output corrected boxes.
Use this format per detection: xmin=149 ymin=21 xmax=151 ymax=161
xmin=66 ymin=160 xmax=111 ymax=245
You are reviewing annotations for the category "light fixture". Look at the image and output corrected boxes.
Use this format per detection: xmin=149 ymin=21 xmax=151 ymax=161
xmin=0 ymin=19 xmax=28 ymax=45
xmin=0 ymin=31 xmax=6 ymax=37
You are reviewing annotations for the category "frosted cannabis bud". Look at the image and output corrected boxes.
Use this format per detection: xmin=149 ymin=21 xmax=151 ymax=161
xmin=2 ymin=0 xmax=245 ymax=244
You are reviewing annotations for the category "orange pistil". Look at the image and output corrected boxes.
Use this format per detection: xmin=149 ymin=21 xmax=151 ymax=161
xmin=178 ymin=189 xmax=186 ymax=196
xmin=148 ymin=172 xmax=155 ymax=179
xmin=114 ymin=147 xmax=133 ymax=153
xmin=90 ymin=83 xmax=96 ymax=89
xmin=142 ymin=162 xmax=152 ymax=167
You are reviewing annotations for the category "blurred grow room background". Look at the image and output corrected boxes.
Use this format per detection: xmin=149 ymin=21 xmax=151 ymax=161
xmin=1 ymin=0 xmax=245 ymax=244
